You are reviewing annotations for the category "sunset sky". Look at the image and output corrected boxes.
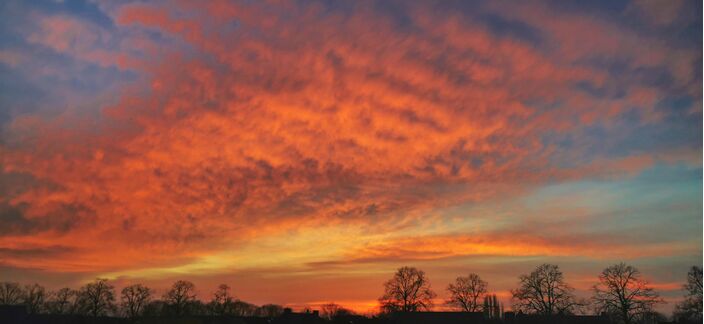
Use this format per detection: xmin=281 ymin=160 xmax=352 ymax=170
xmin=0 ymin=0 xmax=701 ymax=315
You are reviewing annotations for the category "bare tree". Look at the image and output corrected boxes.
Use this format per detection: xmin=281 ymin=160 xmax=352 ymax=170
xmin=592 ymin=263 xmax=664 ymax=324
xmin=684 ymin=266 xmax=703 ymax=299
xmin=163 ymin=280 xmax=197 ymax=316
xmin=321 ymin=302 xmax=353 ymax=320
xmin=446 ymin=273 xmax=487 ymax=312
xmin=76 ymin=278 xmax=116 ymax=317
xmin=22 ymin=283 xmax=46 ymax=314
xmin=121 ymin=284 xmax=152 ymax=318
xmin=0 ymin=282 xmax=22 ymax=305
xmin=379 ymin=266 xmax=436 ymax=313
xmin=45 ymin=288 xmax=76 ymax=314
xmin=209 ymin=284 xmax=234 ymax=316
xmin=511 ymin=264 xmax=579 ymax=315
xmin=674 ymin=266 xmax=702 ymax=322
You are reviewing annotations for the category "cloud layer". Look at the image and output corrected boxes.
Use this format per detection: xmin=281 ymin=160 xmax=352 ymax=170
xmin=0 ymin=0 xmax=701 ymax=314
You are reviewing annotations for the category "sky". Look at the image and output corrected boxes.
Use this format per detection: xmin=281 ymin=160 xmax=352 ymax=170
xmin=0 ymin=0 xmax=701 ymax=315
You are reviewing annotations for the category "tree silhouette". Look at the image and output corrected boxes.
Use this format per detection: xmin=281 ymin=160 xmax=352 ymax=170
xmin=141 ymin=300 xmax=167 ymax=317
xmin=592 ymin=263 xmax=664 ymax=324
xmin=674 ymin=266 xmax=702 ymax=322
xmin=232 ymin=299 xmax=258 ymax=316
xmin=483 ymin=294 xmax=502 ymax=319
xmin=0 ymin=282 xmax=22 ymax=305
xmin=209 ymin=284 xmax=234 ymax=316
xmin=256 ymin=303 xmax=284 ymax=318
xmin=76 ymin=278 xmax=116 ymax=317
xmin=511 ymin=264 xmax=579 ymax=315
xmin=121 ymin=284 xmax=152 ymax=318
xmin=321 ymin=302 xmax=353 ymax=320
xmin=163 ymin=280 xmax=197 ymax=316
xmin=22 ymin=283 xmax=46 ymax=314
xmin=379 ymin=266 xmax=436 ymax=313
xmin=446 ymin=273 xmax=487 ymax=312
xmin=45 ymin=288 xmax=76 ymax=315
xmin=187 ymin=299 xmax=208 ymax=315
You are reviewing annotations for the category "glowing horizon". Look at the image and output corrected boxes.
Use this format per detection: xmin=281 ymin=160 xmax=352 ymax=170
xmin=0 ymin=0 xmax=701 ymax=316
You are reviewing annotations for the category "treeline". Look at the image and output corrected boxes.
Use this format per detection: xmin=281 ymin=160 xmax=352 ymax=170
xmin=377 ymin=263 xmax=702 ymax=323
xmin=0 ymin=263 xmax=701 ymax=323
xmin=0 ymin=280 xmax=308 ymax=319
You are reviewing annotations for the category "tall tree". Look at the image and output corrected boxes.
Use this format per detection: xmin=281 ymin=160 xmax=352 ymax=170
xmin=76 ymin=278 xmax=116 ymax=317
xmin=0 ymin=282 xmax=22 ymax=305
xmin=163 ymin=280 xmax=197 ymax=316
xmin=121 ymin=284 xmax=152 ymax=318
xmin=379 ymin=266 xmax=436 ymax=313
xmin=511 ymin=264 xmax=579 ymax=315
xmin=446 ymin=273 xmax=488 ymax=312
xmin=483 ymin=294 xmax=502 ymax=319
xmin=492 ymin=295 xmax=501 ymax=319
xmin=45 ymin=288 xmax=76 ymax=314
xmin=22 ymin=283 xmax=46 ymax=314
xmin=674 ymin=266 xmax=703 ymax=322
xmin=209 ymin=284 xmax=234 ymax=316
xmin=592 ymin=263 xmax=663 ymax=324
